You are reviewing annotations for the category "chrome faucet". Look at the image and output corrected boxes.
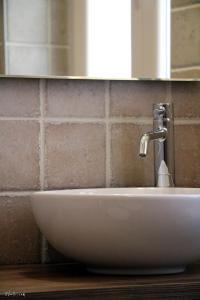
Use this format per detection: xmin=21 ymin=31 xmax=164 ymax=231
xmin=139 ymin=103 xmax=175 ymax=187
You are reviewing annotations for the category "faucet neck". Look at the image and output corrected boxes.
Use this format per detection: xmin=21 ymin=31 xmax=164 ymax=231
xmin=153 ymin=103 xmax=175 ymax=187
xmin=139 ymin=103 xmax=175 ymax=187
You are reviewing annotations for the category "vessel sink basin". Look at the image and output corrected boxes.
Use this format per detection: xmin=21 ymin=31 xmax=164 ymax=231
xmin=31 ymin=187 xmax=200 ymax=275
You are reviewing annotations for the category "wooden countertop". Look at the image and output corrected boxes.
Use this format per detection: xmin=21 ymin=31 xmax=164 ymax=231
xmin=1 ymin=263 xmax=200 ymax=299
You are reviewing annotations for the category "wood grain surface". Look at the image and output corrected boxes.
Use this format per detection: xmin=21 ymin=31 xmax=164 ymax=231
xmin=1 ymin=263 xmax=200 ymax=299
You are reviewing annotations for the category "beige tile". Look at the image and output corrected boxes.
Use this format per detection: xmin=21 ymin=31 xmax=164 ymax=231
xmin=110 ymin=81 xmax=167 ymax=117
xmin=45 ymin=123 xmax=106 ymax=189
xmin=50 ymin=48 xmax=68 ymax=76
xmin=0 ymin=79 xmax=40 ymax=117
xmin=50 ymin=0 xmax=69 ymax=45
xmin=172 ymin=82 xmax=200 ymax=118
xmin=0 ymin=121 xmax=40 ymax=191
xmin=172 ymin=7 xmax=200 ymax=68
xmin=46 ymin=80 xmax=105 ymax=118
xmin=172 ymin=0 xmax=198 ymax=8
xmin=7 ymin=46 xmax=48 ymax=76
xmin=0 ymin=196 xmax=40 ymax=264
xmin=111 ymin=124 xmax=154 ymax=187
xmin=175 ymin=125 xmax=200 ymax=187
xmin=7 ymin=0 xmax=48 ymax=43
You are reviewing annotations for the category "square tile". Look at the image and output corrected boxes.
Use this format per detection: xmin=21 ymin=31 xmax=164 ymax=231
xmin=111 ymin=124 xmax=154 ymax=187
xmin=175 ymin=124 xmax=200 ymax=187
xmin=172 ymin=82 xmax=200 ymax=118
xmin=7 ymin=0 xmax=48 ymax=43
xmin=45 ymin=123 xmax=106 ymax=189
xmin=46 ymin=80 xmax=105 ymax=118
xmin=0 ymin=196 xmax=40 ymax=264
xmin=110 ymin=81 xmax=167 ymax=117
xmin=7 ymin=46 xmax=48 ymax=76
xmin=0 ymin=79 xmax=40 ymax=117
xmin=172 ymin=7 xmax=200 ymax=68
xmin=0 ymin=121 xmax=40 ymax=191
xmin=172 ymin=0 xmax=198 ymax=8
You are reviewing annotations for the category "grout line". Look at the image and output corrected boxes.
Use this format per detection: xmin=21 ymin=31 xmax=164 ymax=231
xmin=172 ymin=3 xmax=200 ymax=12
xmin=105 ymin=81 xmax=111 ymax=188
xmin=175 ymin=119 xmax=200 ymax=125
xmin=0 ymin=116 xmax=199 ymax=125
xmin=39 ymin=79 xmax=46 ymax=191
xmin=45 ymin=117 xmax=152 ymax=124
xmin=6 ymin=42 xmax=70 ymax=49
xmin=0 ymin=191 xmax=36 ymax=197
xmin=44 ymin=117 xmax=106 ymax=123
xmin=39 ymin=79 xmax=47 ymax=264
xmin=0 ymin=117 xmax=40 ymax=121
xmin=109 ymin=117 xmax=153 ymax=125
xmin=3 ymin=0 xmax=8 ymax=74
xmin=0 ymin=116 xmax=169 ymax=124
xmin=166 ymin=81 xmax=172 ymax=103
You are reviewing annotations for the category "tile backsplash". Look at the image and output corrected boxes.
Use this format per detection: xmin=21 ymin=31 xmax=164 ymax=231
xmin=0 ymin=78 xmax=200 ymax=265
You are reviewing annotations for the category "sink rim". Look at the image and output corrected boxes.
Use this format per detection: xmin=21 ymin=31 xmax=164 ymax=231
xmin=31 ymin=187 xmax=200 ymax=197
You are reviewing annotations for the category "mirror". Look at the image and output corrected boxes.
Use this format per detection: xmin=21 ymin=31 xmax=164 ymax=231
xmin=0 ymin=0 xmax=199 ymax=80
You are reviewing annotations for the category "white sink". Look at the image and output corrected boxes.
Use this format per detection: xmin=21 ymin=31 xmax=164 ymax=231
xmin=31 ymin=187 xmax=200 ymax=275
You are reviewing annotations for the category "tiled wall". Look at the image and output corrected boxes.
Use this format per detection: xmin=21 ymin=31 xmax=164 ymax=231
xmin=3 ymin=0 xmax=69 ymax=75
xmin=171 ymin=0 xmax=200 ymax=78
xmin=0 ymin=78 xmax=200 ymax=265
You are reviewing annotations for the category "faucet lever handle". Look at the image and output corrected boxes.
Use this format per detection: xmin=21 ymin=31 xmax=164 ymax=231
xmin=153 ymin=104 xmax=166 ymax=120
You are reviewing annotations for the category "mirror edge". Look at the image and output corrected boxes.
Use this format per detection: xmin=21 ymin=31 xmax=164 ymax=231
xmin=0 ymin=74 xmax=199 ymax=82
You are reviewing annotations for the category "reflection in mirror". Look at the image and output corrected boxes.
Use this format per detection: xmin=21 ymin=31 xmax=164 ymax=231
xmin=171 ymin=0 xmax=200 ymax=79
xmin=0 ymin=0 xmax=199 ymax=79
xmin=0 ymin=0 xmax=4 ymax=73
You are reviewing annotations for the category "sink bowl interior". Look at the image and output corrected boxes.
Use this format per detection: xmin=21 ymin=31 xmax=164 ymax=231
xmin=31 ymin=187 xmax=200 ymax=275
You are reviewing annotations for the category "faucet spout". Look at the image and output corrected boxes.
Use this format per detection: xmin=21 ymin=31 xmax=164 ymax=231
xmin=139 ymin=129 xmax=166 ymax=158
xmin=139 ymin=133 xmax=150 ymax=158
